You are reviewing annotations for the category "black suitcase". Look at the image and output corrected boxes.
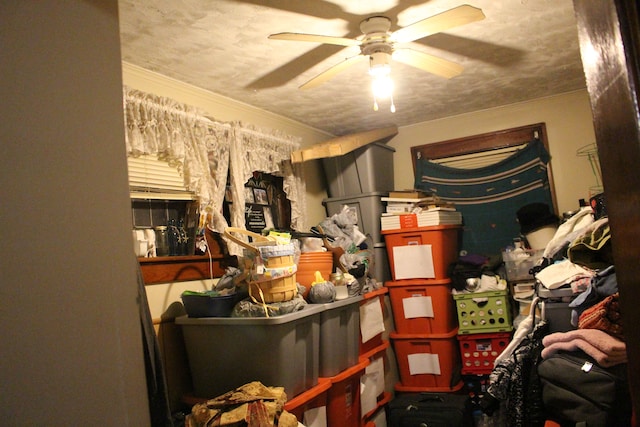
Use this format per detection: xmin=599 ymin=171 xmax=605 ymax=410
xmin=387 ymin=392 xmax=474 ymax=427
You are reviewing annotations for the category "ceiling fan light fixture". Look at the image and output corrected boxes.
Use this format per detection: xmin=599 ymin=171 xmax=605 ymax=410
xmin=371 ymin=74 xmax=393 ymax=99
xmin=369 ymin=52 xmax=395 ymax=112
xmin=371 ymin=75 xmax=395 ymax=113
xmin=368 ymin=52 xmax=392 ymax=77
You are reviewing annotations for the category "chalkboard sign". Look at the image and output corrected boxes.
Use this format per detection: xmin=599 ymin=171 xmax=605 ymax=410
xmin=245 ymin=204 xmax=267 ymax=233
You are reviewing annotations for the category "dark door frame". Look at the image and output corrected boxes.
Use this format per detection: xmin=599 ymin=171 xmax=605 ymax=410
xmin=573 ymin=0 xmax=640 ymax=413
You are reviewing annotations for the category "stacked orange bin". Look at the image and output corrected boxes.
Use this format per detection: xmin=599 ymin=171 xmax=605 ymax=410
xmin=382 ymin=225 xmax=464 ymax=393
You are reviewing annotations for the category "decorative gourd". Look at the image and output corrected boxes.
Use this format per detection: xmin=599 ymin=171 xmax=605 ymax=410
xmin=308 ymin=271 xmax=336 ymax=303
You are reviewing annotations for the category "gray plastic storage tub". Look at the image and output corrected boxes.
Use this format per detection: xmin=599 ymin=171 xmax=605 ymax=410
xmin=176 ymin=303 xmax=325 ymax=399
xmin=537 ymin=286 xmax=575 ymax=333
xmin=317 ymin=296 xmax=363 ymax=377
xmin=322 ymin=142 xmax=395 ymax=198
xmin=373 ymin=242 xmax=391 ymax=283
xmin=322 ymin=192 xmax=387 ymax=244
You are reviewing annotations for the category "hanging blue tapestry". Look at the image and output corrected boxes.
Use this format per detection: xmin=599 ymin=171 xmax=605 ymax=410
xmin=414 ymin=139 xmax=553 ymax=256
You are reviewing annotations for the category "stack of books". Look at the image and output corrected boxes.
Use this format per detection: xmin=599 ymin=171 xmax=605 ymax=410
xmin=380 ymin=209 xmax=462 ymax=230
xmin=380 ymin=190 xmax=462 ymax=231
xmin=382 ymin=190 xmax=455 ymax=213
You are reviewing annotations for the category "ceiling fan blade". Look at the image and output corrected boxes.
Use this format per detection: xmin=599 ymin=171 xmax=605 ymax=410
xmin=300 ymin=54 xmax=366 ymax=90
xmin=390 ymin=4 xmax=485 ymax=44
xmin=269 ymin=32 xmax=360 ymax=47
xmin=393 ymin=48 xmax=463 ymax=79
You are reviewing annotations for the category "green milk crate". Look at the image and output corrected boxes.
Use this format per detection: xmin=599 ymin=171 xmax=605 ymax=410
xmin=453 ymin=289 xmax=513 ymax=334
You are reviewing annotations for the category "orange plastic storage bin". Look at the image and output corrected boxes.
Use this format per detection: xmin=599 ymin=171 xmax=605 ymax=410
xmin=359 ymin=340 xmax=391 ymax=401
xmin=386 ymin=279 xmax=457 ymax=335
xmin=325 ymin=359 xmax=369 ymax=427
xmin=362 ymin=393 xmax=392 ymax=425
xmin=382 ymin=225 xmax=460 ymax=281
xmin=284 ymin=377 xmax=331 ymax=424
xmin=359 ymin=287 xmax=388 ymax=356
xmin=390 ymin=328 xmax=462 ymax=392
xmin=458 ymin=332 xmax=511 ymax=375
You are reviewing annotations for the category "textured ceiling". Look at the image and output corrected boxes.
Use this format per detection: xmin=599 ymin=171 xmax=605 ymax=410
xmin=118 ymin=0 xmax=586 ymax=136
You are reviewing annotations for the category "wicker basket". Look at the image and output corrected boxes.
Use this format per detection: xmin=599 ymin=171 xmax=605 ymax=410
xmin=249 ymin=272 xmax=298 ymax=303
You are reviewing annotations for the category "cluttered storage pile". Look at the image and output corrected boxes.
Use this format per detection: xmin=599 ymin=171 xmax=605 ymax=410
xmin=176 ymin=216 xmax=391 ymax=427
xmin=478 ymin=195 xmax=631 ymax=426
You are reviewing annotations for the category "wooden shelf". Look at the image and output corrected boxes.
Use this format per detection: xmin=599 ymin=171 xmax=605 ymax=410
xmin=138 ymin=254 xmax=238 ymax=285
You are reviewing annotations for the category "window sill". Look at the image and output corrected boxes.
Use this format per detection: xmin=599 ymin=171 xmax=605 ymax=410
xmin=138 ymin=255 xmax=238 ymax=285
xmin=137 ymin=230 xmax=238 ymax=285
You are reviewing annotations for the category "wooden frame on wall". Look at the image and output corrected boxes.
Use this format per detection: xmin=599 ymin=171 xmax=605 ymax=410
xmin=410 ymin=122 xmax=558 ymax=214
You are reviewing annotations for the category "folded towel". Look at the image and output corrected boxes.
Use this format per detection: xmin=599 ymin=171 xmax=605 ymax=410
xmin=541 ymin=338 xmax=627 ymax=367
xmin=542 ymin=328 xmax=627 ymax=367
xmin=542 ymin=328 xmax=626 ymax=355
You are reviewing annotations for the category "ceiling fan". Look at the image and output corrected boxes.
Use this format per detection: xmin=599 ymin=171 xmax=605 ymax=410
xmin=268 ymin=4 xmax=486 ymax=92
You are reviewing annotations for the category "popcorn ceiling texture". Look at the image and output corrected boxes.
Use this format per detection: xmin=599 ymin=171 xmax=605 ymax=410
xmin=119 ymin=0 xmax=585 ymax=136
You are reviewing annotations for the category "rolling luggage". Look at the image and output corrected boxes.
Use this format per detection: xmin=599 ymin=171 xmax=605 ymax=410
xmin=387 ymin=392 xmax=474 ymax=427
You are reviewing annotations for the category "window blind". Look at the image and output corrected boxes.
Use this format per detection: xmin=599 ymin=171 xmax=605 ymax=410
xmin=431 ymin=143 xmax=529 ymax=169
xmin=128 ymin=155 xmax=195 ymax=200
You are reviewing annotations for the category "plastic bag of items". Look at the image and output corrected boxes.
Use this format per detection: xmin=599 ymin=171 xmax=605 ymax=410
xmin=318 ymin=205 xmax=367 ymax=252
xmin=232 ymin=294 xmax=308 ymax=318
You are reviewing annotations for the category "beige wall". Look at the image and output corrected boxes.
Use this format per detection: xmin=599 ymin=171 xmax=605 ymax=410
xmin=389 ymin=90 xmax=598 ymax=216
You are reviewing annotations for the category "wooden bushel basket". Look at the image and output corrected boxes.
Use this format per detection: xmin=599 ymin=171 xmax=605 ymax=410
xmin=224 ymin=227 xmax=298 ymax=303
xmin=248 ymin=272 xmax=298 ymax=303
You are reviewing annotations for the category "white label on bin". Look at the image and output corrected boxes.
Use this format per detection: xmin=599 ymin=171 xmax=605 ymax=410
xmin=393 ymin=245 xmax=435 ymax=279
xmin=408 ymin=353 xmax=441 ymax=375
xmin=403 ymin=296 xmax=434 ymax=318
xmin=360 ymin=298 xmax=385 ymax=343
xmin=365 ymin=357 xmax=385 ymax=397
xmin=303 ymin=406 xmax=327 ymax=427
xmin=360 ymin=372 xmax=378 ymax=417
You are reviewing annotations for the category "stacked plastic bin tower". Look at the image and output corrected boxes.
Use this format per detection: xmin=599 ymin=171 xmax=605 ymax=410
xmin=315 ymin=142 xmax=397 ymax=427
xmin=382 ymin=224 xmax=464 ymax=393
xmin=452 ymin=269 xmax=514 ymax=407
xmin=321 ymin=142 xmax=396 ymax=284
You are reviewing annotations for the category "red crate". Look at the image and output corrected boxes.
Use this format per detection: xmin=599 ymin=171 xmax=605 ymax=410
xmin=390 ymin=328 xmax=462 ymax=392
xmin=359 ymin=287 xmax=388 ymax=356
xmin=457 ymin=332 xmax=511 ymax=375
xmin=382 ymin=225 xmax=460 ymax=281
xmin=386 ymin=279 xmax=457 ymax=335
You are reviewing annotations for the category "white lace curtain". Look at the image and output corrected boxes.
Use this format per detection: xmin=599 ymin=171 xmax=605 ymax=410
xmin=123 ymin=86 xmax=307 ymax=252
